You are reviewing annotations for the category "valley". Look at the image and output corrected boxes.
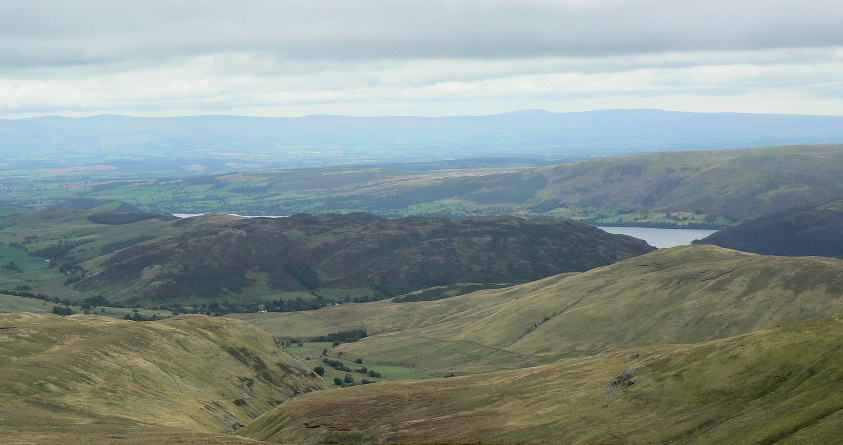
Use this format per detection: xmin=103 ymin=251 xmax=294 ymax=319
xmin=2 ymin=141 xmax=843 ymax=444
xmin=6 ymin=3 xmax=843 ymax=443
xmin=3 ymin=144 xmax=843 ymax=227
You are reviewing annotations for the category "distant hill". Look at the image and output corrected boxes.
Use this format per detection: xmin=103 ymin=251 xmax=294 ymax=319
xmin=236 ymin=245 xmax=843 ymax=375
xmin=694 ymin=199 xmax=843 ymax=258
xmin=4 ymin=110 xmax=843 ymax=172
xmin=28 ymin=144 xmax=843 ymax=227
xmin=530 ymin=144 xmax=843 ymax=222
xmin=241 ymin=315 xmax=843 ymax=444
xmin=0 ymin=313 xmax=327 ymax=443
xmin=78 ymin=212 xmax=653 ymax=304
xmin=55 ymin=197 xmax=142 ymax=213
xmin=0 ymin=208 xmax=652 ymax=307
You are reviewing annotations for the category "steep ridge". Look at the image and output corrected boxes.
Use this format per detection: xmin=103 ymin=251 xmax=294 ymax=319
xmin=237 ymin=245 xmax=843 ymax=375
xmin=241 ymin=315 xmax=843 ymax=444
xmin=0 ymin=313 xmax=327 ymax=442
xmin=694 ymin=198 xmax=843 ymax=258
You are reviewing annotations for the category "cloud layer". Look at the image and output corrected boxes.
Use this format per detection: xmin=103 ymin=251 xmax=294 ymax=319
xmin=1 ymin=1 xmax=842 ymax=117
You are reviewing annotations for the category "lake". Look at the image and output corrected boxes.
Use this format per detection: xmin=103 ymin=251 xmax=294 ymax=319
xmin=173 ymin=213 xmax=288 ymax=218
xmin=598 ymin=226 xmax=718 ymax=248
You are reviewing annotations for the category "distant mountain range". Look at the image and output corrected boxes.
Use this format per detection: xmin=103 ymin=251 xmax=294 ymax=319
xmin=3 ymin=110 xmax=843 ymax=171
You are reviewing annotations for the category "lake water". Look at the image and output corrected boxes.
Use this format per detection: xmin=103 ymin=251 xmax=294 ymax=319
xmin=173 ymin=213 xmax=288 ymax=218
xmin=598 ymin=226 xmax=718 ymax=248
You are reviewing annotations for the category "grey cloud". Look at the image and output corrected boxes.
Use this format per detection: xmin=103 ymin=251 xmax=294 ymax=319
xmin=1 ymin=0 xmax=842 ymax=69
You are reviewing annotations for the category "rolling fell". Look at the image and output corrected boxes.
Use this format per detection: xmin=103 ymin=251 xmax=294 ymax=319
xmin=0 ymin=313 xmax=327 ymax=443
xmin=237 ymin=245 xmax=843 ymax=375
xmin=241 ymin=315 xmax=843 ymax=444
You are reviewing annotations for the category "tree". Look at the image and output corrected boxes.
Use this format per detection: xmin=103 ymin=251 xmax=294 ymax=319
xmin=333 ymin=377 xmax=343 ymax=386
xmin=51 ymin=305 xmax=74 ymax=316
xmin=314 ymin=366 xmax=325 ymax=376
xmin=343 ymin=374 xmax=354 ymax=384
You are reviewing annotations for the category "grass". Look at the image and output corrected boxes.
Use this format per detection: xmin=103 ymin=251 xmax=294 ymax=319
xmin=240 ymin=315 xmax=843 ymax=444
xmin=236 ymin=244 xmax=843 ymax=376
xmin=287 ymin=341 xmax=436 ymax=385
xmin=0 ymin=293 xmax=54 ymax=313
xmin=0 ymin=313 xmax=327 ymax=442
xmin=7 ymin=145 xmax=843 ymax=226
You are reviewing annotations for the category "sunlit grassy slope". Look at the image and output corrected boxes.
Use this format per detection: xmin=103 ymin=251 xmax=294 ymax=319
xmin=0 ymin=313 xmax=327 ymax=443
xmin=236 ymin=245 xmax=843 ymax=375
xmin=242 ymin=315 xmax=843 ymax=444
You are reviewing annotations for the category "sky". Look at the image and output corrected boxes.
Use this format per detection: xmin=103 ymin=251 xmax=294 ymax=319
xmin=1 ymin=0 xmax=842 ymax=118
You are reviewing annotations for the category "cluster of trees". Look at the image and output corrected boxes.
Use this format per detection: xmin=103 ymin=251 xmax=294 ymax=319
xmin=311 ymin=329 xmax=368 ymax=344
xmin=332 ymin=374 xmax=377 ymax=387
xmin=150 ymin=296 xmax=342 ymax=316
xmin=123 ymin=309 xmax=158 ymax=322
xmin=321 ymin=357 xmax=382 ymax=378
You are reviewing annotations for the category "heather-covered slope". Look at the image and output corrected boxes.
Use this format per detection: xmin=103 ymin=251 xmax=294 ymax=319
xmin=694 ymin=199 xmax=843 ymax=258
xmin=0 ymin=208 xmax=652 ymax=306
xmin=77 ymin=212 xmax=653 ymax=303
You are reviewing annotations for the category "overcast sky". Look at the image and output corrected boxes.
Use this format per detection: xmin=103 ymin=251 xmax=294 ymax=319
xmin=1 ymin=0 xmax=842 ymax=118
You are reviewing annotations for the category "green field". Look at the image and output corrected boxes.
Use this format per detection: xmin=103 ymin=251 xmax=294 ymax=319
xmin=287 ymin=341 xmax=436 ymax=386
xmin=4 ymin=145 xmax=843 ymax=227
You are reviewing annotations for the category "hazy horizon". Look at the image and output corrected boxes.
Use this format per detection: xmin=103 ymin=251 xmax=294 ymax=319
xmin=2 ymin=1 xmax=842 ymax=119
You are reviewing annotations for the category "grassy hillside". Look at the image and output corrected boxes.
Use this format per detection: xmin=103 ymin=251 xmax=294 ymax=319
xmin=236 ymin=245 xmax=843 ymax=375
xmin=0 ymin=208 xmax=652 ymax=307
xmin=694 ymin=198 xmax=843 ymax=258
xmin=530 ymin=144 xmax=843 ymax=222
xmin=241 ymin=315 xmax=843 ymax=444
xmin=0 ymin=313 xmax=327 ymax=443
xmin=13 ymin=144 xmax=843 ymax=226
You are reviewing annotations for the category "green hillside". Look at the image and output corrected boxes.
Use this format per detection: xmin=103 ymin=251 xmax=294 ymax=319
xmin=14 ymin=144 xmax=843 ymax=226
xmin=241 ymin=315 xmax=843 ymax=444
xmin=694 ymin=198 xmax=843 ymax=258
xmin=237 ymin=245 xmax=843 ymax=375
xmin=0 ymin=313 xmax=326 ymax=443
xmin=530 ymin=144 xmax=843 ymax=222
xmin=0 ymin=208 xmax=652 ymax=308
